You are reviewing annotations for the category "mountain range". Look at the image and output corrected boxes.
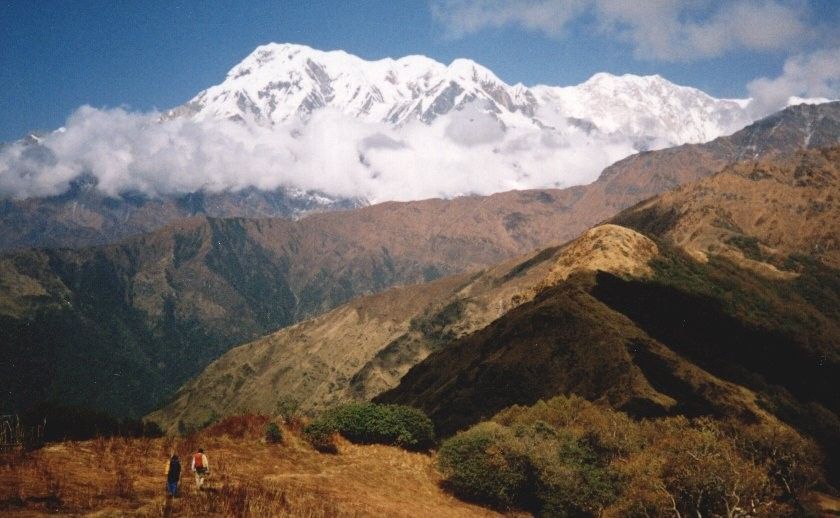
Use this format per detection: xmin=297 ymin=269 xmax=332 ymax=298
xmin=174 ymin=42 xmax=752 ymax=145
xmin=3 ymin=35 xmax=840 ymax=516
xmin=2 ymin=101 xmax=838 ymax=419
xmin=4 ymin=43 xmax=823 ymax=252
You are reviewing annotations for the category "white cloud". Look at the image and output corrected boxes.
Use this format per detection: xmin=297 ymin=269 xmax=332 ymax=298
xmin=432 ymin=0 xmax=811 ymax=61
xmin=747 ymin=47 xmax=840 ymax=115
xmin=0 ymin=104 xmax=638 ymax=203
xmin=431 ymin=0 xmax=589 ymax=39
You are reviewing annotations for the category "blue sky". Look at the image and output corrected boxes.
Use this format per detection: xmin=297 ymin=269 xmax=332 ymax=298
xmin=1 ymin=0 xmax=838 ymax=141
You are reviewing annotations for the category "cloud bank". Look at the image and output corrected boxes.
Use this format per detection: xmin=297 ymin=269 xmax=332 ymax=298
xmin=433 ymin=0 xmax=811 ymax=61
xmin=747 ymin=47 xmax=840 ymax=115
xmin=0 ymin=103 xmax=638 ymax=203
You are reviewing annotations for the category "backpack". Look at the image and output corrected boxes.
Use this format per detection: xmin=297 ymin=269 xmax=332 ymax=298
xmin=193 ymin=452 xmax=204 ymax=469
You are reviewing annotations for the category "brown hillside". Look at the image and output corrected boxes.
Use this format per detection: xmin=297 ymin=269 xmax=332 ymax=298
xmin=612 ymin=146 xmax=840 ymax=270
xmin=149 ymin=224 xmax=674 ymax=433
xmin=566 ymin=101 xmax=840 ymax=228
xmin=380 ymin=148 xmax=840 ymax=480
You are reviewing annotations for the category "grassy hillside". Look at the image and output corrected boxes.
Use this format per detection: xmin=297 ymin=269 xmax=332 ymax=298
xmin=0 ymin=415 xmax=497 ymax=517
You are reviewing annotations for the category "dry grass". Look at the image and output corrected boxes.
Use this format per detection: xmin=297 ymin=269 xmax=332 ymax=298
xmin=0 ymin=416 xmax=501 ymax=517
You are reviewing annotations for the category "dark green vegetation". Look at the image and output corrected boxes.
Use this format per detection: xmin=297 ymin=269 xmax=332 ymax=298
xmin=303 ymin=402 xmax=435 ymax=452
xmin=438 ymin=421 xmax=619 ymax=514
xmin=264 ymin=422 xmax=283 ymax=444
xmin=438 ymin=395 xmax=822 ymax=516
xmin=0 ymin=221 xmax=290 ymax=417
xmin=595 ymin=248 xmax=840 ymax=482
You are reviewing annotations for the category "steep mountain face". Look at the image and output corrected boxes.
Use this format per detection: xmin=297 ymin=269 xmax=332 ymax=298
xmin=175 ymin=43 xmax=751 ymax=145
xmin=0 ymin=188 xmax=586 ymax=417
xmin=145 ymin=247 xmax=546 ymax=431
xmin=147 ymin=224 xmax=667 ymax=432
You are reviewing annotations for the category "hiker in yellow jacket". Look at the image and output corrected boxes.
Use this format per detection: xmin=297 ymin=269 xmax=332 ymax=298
xmin=191 ymin=448 xmax=209 ymax=489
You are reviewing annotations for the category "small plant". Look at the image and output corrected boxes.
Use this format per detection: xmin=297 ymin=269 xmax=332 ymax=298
xmin=265 ymin=422 xmax=283 ymax=444
xmin=303 ymin=420 xmax=338 ymax=453
xmin=275 ymin=397 xmax=301 ymax=425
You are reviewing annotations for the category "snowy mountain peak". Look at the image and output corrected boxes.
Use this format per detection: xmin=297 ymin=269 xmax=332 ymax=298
xmin=175 ymin=42 xmax=754 ymax=147
xmin=445 ymin=58 xmax=499 ymax=83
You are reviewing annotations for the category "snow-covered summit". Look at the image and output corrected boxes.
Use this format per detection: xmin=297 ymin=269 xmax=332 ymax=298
xmin=532 ymin=73 xmax=751 ymax=145
xmin=172 ymin=42 xmax=755 ymax=147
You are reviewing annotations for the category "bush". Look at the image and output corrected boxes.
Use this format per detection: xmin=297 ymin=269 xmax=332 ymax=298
xmin=437 ymin=422 xmax=530 ymax=508
xmin=265 ymin=422 xmax=283 ymax=444
xmin=304 ymin=402 xmax=435 ymax=451
xmin=302 ymin=419 xmax=338 ymax=453
xmin=274 ymin=397 xmax=301 ymax=424
xmin=438 ymin=420 xmax=620 ymax=514
xmin=524 ymin=425 xmax=620 ymax=516
xmin=441 ymin=395 xmax=829 ymax=516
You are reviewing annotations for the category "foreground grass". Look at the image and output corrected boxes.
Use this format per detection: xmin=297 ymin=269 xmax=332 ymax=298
xmin=0 ymin=416 xmax=499 ymax=517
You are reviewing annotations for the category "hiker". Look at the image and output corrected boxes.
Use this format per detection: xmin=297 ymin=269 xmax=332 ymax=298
xmin=165 ymin=453 xmax=181 ymax=497
xmin=191 ymin=448 xmax=209 ymax=489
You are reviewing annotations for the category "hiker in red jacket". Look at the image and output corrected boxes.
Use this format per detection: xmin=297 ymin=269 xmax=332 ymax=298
xmin=191 ymin=448 xmax=209 ymax=489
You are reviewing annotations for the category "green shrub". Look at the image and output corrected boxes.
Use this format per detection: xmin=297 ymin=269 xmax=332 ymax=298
xmin=437 ymin=422 xmax=530 ymax=508
xmin=304 ymin=402 xmax=435 ymax=451
xmin=274 ymin=397 xmax=301 ymax=424
xmin=521 ymin=423 xmax=620 ymax=516
xmin=438 ymin=420 xmax=620 ymax=514
xmin=265 ymin=422 xmax=283 ymax=444
xmin=302 ymin=419 xmax=338 ymax=453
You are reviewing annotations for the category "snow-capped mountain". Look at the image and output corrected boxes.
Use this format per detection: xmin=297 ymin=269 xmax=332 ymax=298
xmin=173 ymin=42 xmax=752 ymax=147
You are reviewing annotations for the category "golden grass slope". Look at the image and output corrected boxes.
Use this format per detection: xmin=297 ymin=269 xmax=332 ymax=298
xmin=0 ymin=416 xmax=499 ymax=517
